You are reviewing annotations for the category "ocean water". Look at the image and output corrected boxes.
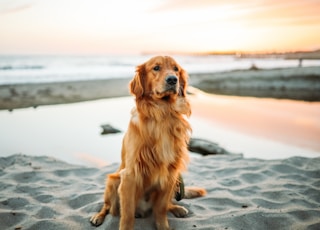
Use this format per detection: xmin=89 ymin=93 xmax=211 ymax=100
xmin=1 ymin=54 xmax=320 ymax=85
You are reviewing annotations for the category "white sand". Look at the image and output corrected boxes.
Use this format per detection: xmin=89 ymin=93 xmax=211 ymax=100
xmin=0 ymin=154 xmax=319 ymax=230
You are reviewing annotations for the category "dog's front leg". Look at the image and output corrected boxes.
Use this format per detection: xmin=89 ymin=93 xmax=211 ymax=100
xmin=153 ymin=185 xmax=175 ymax=230
xmin=118 ymin=170 xmax=137 ymax=230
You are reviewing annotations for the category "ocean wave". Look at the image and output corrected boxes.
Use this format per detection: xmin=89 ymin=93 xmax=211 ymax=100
xmin=1 ymin=55 xmax=320 ymax=85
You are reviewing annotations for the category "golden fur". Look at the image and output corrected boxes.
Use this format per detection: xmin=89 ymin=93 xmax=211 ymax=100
xmin=90 ymin=56 xmax=206 ymax=230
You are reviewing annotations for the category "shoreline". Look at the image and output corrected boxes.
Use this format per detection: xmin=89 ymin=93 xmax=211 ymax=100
xmin=0 ymin=78 xmax=131 ymax=110
xmin=189 ymin=87 xmax=320 ymax=154
xmin=189 ymin=66 xmax=320 ymax=101
xmin=1 ymin=66 xmax=320 ymax=110
xmin=0 ymin=94 xmax=319 ymax=167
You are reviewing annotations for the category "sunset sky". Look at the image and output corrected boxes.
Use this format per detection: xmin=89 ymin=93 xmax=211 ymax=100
xmin=0 ymin=0 xmax=320 ymax=55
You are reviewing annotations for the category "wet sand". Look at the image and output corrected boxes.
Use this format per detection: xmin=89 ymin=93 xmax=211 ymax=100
xmin=1 ymin=66 xmax=320 ymax=110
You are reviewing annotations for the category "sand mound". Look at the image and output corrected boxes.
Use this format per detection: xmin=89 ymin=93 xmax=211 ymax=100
xmin=0 ymin=154 xmax=319 ymax=230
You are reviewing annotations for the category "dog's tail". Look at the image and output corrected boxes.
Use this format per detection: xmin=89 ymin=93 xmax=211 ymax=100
xmin=184 ymin=186 xmax=207 ymax=199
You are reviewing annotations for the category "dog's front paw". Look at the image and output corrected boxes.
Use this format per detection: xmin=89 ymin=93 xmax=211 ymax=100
xmin=169 ymin=205 xmax=188 ymax=218
xmin=90 ymin=213 xmax=106 ymax=226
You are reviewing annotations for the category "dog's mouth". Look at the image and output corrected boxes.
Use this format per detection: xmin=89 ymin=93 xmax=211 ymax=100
xmin=155 ymin=85 xmax=178 ymax=99
xmin=164 ymin=86 xmax=178 ymax=94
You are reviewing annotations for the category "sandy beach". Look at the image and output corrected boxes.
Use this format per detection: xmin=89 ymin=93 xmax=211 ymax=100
xmin=0 ymin=154 xmax=319 ymax=230
xmin=1 ymin=65 xmax=320 ymax=229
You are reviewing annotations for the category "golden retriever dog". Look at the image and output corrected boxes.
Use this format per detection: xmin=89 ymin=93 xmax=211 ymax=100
xmin=90 ymin=56 xmax=206 ymax=230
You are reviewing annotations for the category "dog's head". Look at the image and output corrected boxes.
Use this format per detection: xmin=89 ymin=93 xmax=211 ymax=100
xmin=130 ymin=56 xmax=188 ymax=100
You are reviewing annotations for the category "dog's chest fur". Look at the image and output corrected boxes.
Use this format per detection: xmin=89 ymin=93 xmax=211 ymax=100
xmin=129 ymin=99 xmax=190 ymax=189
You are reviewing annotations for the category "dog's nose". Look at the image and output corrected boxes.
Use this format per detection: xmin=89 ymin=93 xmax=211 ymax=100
xmin=166 ymin=75 xmax=178 ymax=85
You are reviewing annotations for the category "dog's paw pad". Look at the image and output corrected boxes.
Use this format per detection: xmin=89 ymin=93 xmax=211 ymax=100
xmin=170 ymin=206 xmax=188 ymax=218
xmin=90 ymin=214 xmax=105 ymax=226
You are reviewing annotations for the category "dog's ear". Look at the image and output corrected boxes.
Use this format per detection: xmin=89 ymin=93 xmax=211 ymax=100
xmin=179 ymin=68 xmax=188 ymax=97
xmin=129 ymin=64 xmax=145 ymax=99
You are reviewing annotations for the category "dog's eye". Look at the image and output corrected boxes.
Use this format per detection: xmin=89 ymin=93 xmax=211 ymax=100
xmin=153 ymin=66 xmax=160 ymax=71
xmin=174 ymin=66 xmax=179 ymax=71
